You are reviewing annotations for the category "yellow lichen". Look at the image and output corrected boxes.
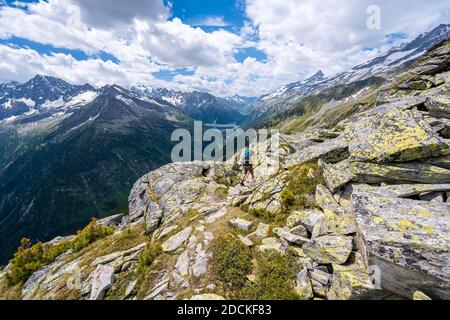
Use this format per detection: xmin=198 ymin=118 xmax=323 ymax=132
xmin=422 ymin=225 xmax=434 ymax=235
xmin=398 ymin=219 xmax=415 ymax=231
xmin=373 ymin=216 xmax=384 ymax=224
xmin=418 ymin=210 xmax=430 ymax=217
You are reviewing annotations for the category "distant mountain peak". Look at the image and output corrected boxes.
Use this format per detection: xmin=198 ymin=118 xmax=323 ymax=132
xmin=307 ymin=70 xmax=325 ymax=83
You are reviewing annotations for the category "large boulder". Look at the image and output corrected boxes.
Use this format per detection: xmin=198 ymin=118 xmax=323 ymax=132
xmin=161 ymin=227 xmax=192 ymax=252
xmin=284 ymin=135 xmax=349 ymax=168
xmin=352 ymin=190 xmax=450 ymax=299
xmin=327 ymin=252 xmax=378 ymax=300
xmin=302 ymin=235 xmax=353 ymax=265
xmin=318 ymin=159 xmax=351 ymax=193
xmin=90 ymin=264 xmax=115 ymax=300
xmin=315 ymin=185 xmax=356 ymax=235
xmin=345 ymin=108 xmax=449 ymax=163
xmin=425 ymin=95 xmax=450 ymax=119
xmin=352 ymin=183 xmax=450 ymax=198
xmin=349 ymin=160 xmax=450 ymax=184
xmin=273 ymin=227 xmax=309 ymax=245
xmin=128 ymin=162 xmax=228 ymax=233
xmin=242 ymin=173 xmax=286 ymax=212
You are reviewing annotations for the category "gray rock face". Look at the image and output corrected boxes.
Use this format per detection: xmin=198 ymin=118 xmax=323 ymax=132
xmin=289 ymin=225 xmax=309 ymax=238
xmin=352 ymin=190 xmax=450 ymax=299
xmin=344 ymin=107 xmax=449 ymax=163
xmin=96 ymin=213 xmax=125 ymax=227
xmin=229 ymin=217 xmax=254 ymax=231
xmin=253 ymin=222 xmax=270 ymax=238
xmin=128 ymin=161 xmax=228 ymax=234
xmin=349 ymin=161 xmax=450 ymax=184
xmin=238 ymin=235 xmax=253 ymax=247
xmin=295 ymin=268 xmax=314 ymax=300
xmin=303 ymin=235 xmax=353 ymax=265
xmin=286 ymin=209 xmax=325 ymax=231
xmin=315 ymin=185 xmax=356 ymax=235
xmin=90 ymin=265 xmax=115 ymax=300
xmin=285 ymin=135 xmax=349 ymax=168
xmin=425 ymin=95 xmax=450 ymax=119
xmin=327 ymin=252 xmax=378 ymax=300
xmin=175 ymin=250 xmax=190 ymax=276
xmin=352 ymin=183 xmax=450 ymax=198
xmin=273 ymin=227 xmax=309 ymax=245
xmin=162 ymin=227 xmax=192 ymax=252
xmin=318 ymin=159 xmax=351 ymax=193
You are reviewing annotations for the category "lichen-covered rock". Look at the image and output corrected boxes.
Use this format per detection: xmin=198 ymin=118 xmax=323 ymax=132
xmin=345 ymin=108 xmax=449 ymax=163
xmin=242 ymin=173 xmax=286 ymax=212
xmin=273 ymin=227 xmax=309 ymax=245
xmin=285 ymin=135 xmax=349 ymax=168
xmin=318 ymin=159 xmax=351 ymax=193
xmin=315 ymin=185 xmax=356 ymax=235
xmin=349 ymin=161 xmax=450 ymax=184
xmin=161 ymin=227 xmax=192 ymax=252
xmin=91 ymin=243 xmax=146 ymax=271
xmin=252 ymin=222 xmax=270 ymax=238
xmin=90 ymin=264 xmax=115 ymax=300
xmin=289 ymin=225 xmax=309 ymax=238
xmin=238 ymin=235 xmax=253 ymax=247
xmin=413 ymin=291 xmax=432 ymax=300
xmin=303 ymin=235 xmax=353 ymax=265
xmin=128 ymin=161 xmax=228 ymax=233
xmin=352 ymin=190 xmax=450 ymax=299
xmin=425 ymin=95 xmax=450 ymax=119
xmin=229 ymin=217 xmax=254 ymax=231
xmin=295 ymin=268 xmax=314 ymax=300
xmin=257 ymin=237 xmax=286 ymax=254
xmin=286 ymin=208 xmax=325 ymax=231
xmin=327 ymin=252 xmax=377 ymax=300
xmin=352 ymin=183 xmax=450 ymax=198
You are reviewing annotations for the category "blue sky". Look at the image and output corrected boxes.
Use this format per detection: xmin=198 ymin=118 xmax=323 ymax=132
xmin=0 ymin=0 xmax=449 ymax=96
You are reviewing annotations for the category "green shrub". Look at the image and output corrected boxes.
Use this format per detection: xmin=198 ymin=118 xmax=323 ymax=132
xmin=71 ymin=219 xmax=115 ymax=252
xmin=136 ymin=242 xmax=161 ymax=274
xmin=239 ymin=251 xmax=301 ymax=300
xmin=210 ymin=234 xmax=253 ymax=289
xmin=248 ymin=208 xmax=279 ymax=223
xmin=6 ymin=219 xmax=114 ymax=285
xmin=280 ymin=162 xmax=324 ymax=212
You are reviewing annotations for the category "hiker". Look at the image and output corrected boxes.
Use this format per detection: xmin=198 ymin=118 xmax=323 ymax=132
xmin=240 ymin=146 xmax=254 ymax=186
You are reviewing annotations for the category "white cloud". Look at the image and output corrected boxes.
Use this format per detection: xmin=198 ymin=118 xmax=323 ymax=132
xmin=245 ymin=0 xmax=450 ymax=82
xmin=69 ymin=0 xmax=168 ymax=29
xmin=0 ymin=0 xmax=449 ymax=97
xmin=191 ymin=16 xmax=229 ymax=27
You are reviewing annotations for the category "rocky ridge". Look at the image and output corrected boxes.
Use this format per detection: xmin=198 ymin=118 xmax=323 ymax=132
xmin=0 ymin=39 xmax=449 ymax=301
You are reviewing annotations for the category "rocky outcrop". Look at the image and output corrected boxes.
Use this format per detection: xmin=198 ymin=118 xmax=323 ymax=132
xmin=128 ymin=161 xmax=229 ymax=234
xmin=90 ymin=265 xmax=115 ymax=300
xmin=345 ymin=107 xmax=449 ymax=163
xmin=352 ymin=190 xmax=450 ymax=299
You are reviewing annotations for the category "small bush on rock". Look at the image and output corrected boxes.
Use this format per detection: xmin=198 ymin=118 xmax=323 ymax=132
xmin=239 ymin=251 xmax=300 ymax=300
xmin=280 ymin=162 xmax=324 ymax=212
xmin=6 ymin=219 xmax=114 ymax=285
xmin=71 ymin=219 xmax=115 ymax=252
xmin=210 ymin=234 xmax=253 ymax=289
xmin=249 ymin=208 xmax=279 ymax=223
xmin=136 ymin=242 xmax=161 ymax=274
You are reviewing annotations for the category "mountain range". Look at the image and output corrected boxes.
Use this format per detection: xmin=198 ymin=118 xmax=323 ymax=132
xmin=245 ymin=23 xmax=450 ymax=127
xmin=0 ymin=23 xmax=448 ymax=264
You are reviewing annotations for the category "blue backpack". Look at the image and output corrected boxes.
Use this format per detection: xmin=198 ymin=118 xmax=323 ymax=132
xmin=244 ymin=148 xmax=251 ymax=165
